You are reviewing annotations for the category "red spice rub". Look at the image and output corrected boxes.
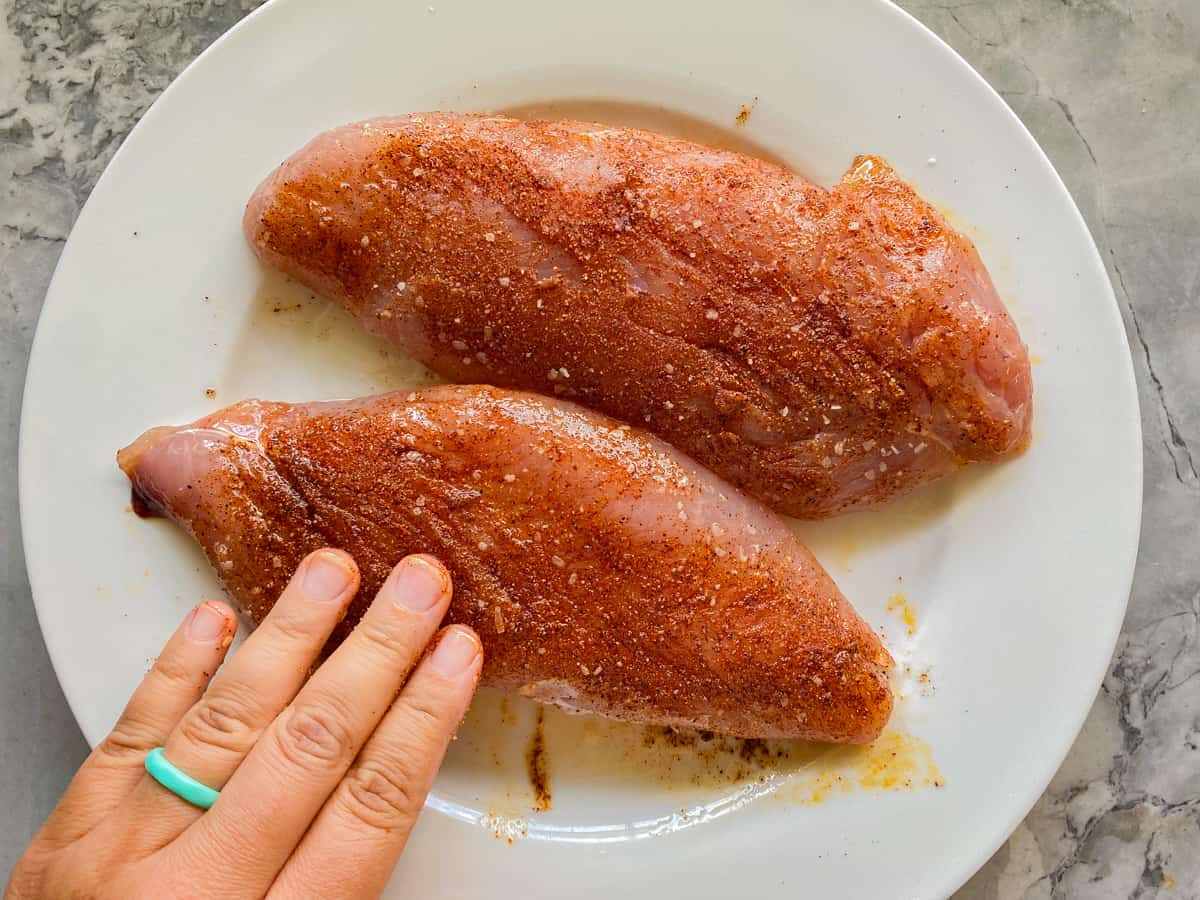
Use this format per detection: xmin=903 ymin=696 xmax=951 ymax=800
xmin=245 ymin=114 xmax=1032 ymax=517
xmin=118 ymin=386 xmax=893 ymax=742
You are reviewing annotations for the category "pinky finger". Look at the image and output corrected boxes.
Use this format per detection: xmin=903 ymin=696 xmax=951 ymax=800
xmin=42 ymin=601 xmax=236 ymax=844
xmin=269 ymin=627 xmax=482 ymax=900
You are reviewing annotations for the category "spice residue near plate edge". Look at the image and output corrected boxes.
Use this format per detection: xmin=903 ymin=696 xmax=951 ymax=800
xmin=441 ymin=688 xmax=942 ymax=841
xmin=887 ymin=592 xmax=917 ymax=637
xmin=526 ymin=706 xmax=552 ymax=811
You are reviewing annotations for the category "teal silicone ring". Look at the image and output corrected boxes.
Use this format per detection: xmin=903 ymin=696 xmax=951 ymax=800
xmin=144 ymin=747 xmax=220 ymax=810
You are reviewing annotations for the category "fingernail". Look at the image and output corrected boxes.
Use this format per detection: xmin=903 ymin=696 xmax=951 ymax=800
xmin=428 ymin=627 xmax=481 ymax=677
xmin=302 ymin=550 xmax=356 ymax=601
xmin=386 ymin=555 xmax=449 ymax=612
xmin=187 ymin=601 xmax=230 ymax=644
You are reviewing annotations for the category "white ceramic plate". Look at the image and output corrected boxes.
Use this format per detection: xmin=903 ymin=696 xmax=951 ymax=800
xmin=20 ymin=0 xmax=1141 ymax=896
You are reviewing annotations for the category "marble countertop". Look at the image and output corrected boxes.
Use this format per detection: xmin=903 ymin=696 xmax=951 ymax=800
xmin=2 ymin=1 xmax=1196 ymax=895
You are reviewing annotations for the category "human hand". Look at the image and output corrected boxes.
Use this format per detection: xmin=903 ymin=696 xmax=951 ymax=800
xmin=6 ymin=549 xmax=482 ymax=899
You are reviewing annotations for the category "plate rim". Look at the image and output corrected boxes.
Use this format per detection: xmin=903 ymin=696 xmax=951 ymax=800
xmin=876 ymin=2 xmax=1144 ymax=894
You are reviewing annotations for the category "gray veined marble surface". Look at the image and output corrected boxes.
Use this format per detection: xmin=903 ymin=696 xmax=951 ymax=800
xmin=1 ymin=0 xmax=1197 ymax=896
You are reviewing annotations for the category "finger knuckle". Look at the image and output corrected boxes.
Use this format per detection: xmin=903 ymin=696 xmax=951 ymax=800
xmin=273 ymin=701 xmax=356 ymax=771
xmin=265 ymin=610 xmax=322 ymax=647
xmin=403 ymin=694 xmax=449 ymax=735
xmin=97 ymin=723 xmax=156 ymax=764
xmin=340 ymin=762 xmax=422 ymax=831
xmin=357 ymin=618 xmax=417 ymax=661
xmin=151 ymin=653 xmax=201 ymax=693
xmin=179 ymin=690 xmax=262 ymax=755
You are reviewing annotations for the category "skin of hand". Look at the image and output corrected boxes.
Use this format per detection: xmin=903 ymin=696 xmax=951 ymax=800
xmin=5 ymin=548 xmax=482 ymax=900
